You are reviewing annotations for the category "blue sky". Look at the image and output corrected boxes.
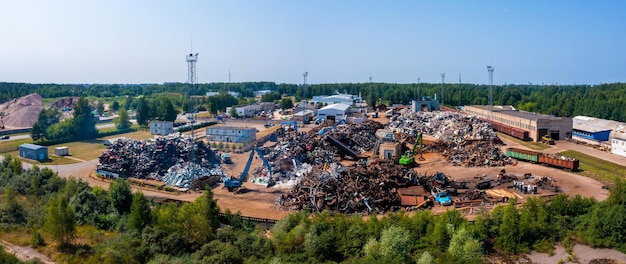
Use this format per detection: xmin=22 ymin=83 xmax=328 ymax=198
xmin=1 ymin=1 xmax=624 ymax=85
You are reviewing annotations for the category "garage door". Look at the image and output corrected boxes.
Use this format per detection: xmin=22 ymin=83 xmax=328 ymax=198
xmin=550 ymin=131 xmax=560 ymax=140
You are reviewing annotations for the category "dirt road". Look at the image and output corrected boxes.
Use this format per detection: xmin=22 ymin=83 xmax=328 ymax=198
xmin=1 ymin=239 xmax=55 ymax=264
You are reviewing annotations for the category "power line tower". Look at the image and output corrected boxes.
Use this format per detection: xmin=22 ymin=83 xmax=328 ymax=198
xmin=487 ymin=65 xmax=494 ymax=123
xmin=440 ymin=73 xmax=446 ymax=106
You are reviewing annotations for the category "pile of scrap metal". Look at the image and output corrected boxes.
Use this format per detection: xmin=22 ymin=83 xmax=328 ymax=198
xmin=254 ymin=121 xmax=384 ymax=185
xmin=388 ymin=110 xmax=512 ymax=167
xmin=96 ymin=134 xmax=221 ymax=187
xmin=276 ymin=163 xmax=424 ymax=214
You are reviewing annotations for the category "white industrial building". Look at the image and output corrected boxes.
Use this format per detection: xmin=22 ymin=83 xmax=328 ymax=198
xmin=317 ymin=103 xmax=351 ymax=122
xmin=206 ymin=126 xmax=256 ymax=143
xmin=312 ymin=94 xmax=364 ymax=106
xmin=150 ymin=121 xmax=174 ymax=135
xmin=612 ymin=135 xmax=626 ymax=158
xmin=573 ymin=116 xmax=626 ymax=158
xmin=226 ymin=104 xmax=261 ymax=118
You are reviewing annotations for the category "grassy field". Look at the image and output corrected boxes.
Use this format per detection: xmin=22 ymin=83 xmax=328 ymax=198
xmin=2 ymin=130 xmax=153 ymax=165
xmin=558 ymin=150 xmax=626 ymax=183
xmin=496 ymin=132 xmax=551 ymax=150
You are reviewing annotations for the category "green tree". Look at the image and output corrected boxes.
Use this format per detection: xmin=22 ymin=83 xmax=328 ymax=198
xmin=109 ymin=179 xmax=133 ymax=215
xmin=44 ymin=196 xmax=76 ymax=247
xmin=159 ymin=97 xmax=178 ymax=122
xmin=111 ymin=100 xmax=120 ymax=111
xmin=0 ymin=186 xmax=25 ymax=224
xmin=45 ymin=119 xmax=73 ymax=141
xmin=229 ymin=107 xmax=239 ymax=118
xmin=448 ymin=228 xmax=483 ymax=263
xmin=495 ymin=201 xmax=520 ymax=254
xmin=129 ymin=191 xmax=152 ymax=231
xmin=280 ymin=98 xmax=294 ymax=110
xmin=136 ymin=97 xmax=150 ymax=126
xmin=71 ymin=97 xmax=98 ymax=140
xmin=96 ymin=100 xmax=105 ymax=115
xmin=31 ymin=108 xmax=60 ymax=141
xmin=115 ymin=107 xmax=132 ymax=130
xmin=379 ymin=225 xmax=411 ymax=261
xmin=417 ymin=251 xmax=435 ymax=264
xmin=606 ymin=178 xmax=626 ymax=207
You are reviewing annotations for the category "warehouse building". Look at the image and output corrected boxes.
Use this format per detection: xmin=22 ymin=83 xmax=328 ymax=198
xmin=572 ymin=116 xmax=626 ymax=157
xmin=206 ymin=126 xmax=256 ymax=143
xmin=463 ymin=105 xmax=572 ymax=142
xmin=293 ymin=109 xmax=316 ymax=123
xmin=312 ymin=94 xmax=365 ymax=106
xmin=226 ymin=103 xmax=275 ymax=118
xmin=411 ymin=95 xmax=440 ymax=112
xmin=316 ymin=103 xmax=350 ymax=122
xmin=150 ymin=121 xmax=174 ymax=135
xmin=20 ymin=143 xmax=48 ymax=161
xmin=612 ymin=134 xmax=626 ymax=158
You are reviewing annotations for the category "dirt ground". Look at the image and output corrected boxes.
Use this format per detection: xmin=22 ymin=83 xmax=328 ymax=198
xmin=0 ymin=239 xmax=54 ymax=264
xmin=527 ymin=244 xmax=626 ymax=264
xmin=43 ymin=114 xmax=611 ymax=220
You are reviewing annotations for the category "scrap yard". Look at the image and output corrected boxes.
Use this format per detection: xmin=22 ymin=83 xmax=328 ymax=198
xmin=95 ymin=109 xmax=610 ymax=220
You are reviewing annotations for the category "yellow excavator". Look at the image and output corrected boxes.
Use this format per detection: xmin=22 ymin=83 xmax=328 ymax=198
xmin=541 ymin=135 xmax=555 ymax=145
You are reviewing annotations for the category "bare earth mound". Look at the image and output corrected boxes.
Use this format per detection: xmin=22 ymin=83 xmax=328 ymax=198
xmin=0 ymin=93 xmax=42 ymax=129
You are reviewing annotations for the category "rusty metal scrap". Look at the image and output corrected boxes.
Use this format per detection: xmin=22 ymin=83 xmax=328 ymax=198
xmin=388 ymin=110 xmax=512 ymax=167
xmin=96 ymin=134 xmax=220 ymax=181
xmin=276 ymin=163 xmax=424 ymax=213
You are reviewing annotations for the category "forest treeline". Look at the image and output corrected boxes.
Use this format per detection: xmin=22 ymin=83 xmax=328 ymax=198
xmin=1 ymin=82 xmax=626 ymax=122
xmin=1 ymin=156 xmax=626 ymax=263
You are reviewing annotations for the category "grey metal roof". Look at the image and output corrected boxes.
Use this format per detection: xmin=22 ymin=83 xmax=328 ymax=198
xmin=320 ymin=103 xmax=351 ymax=112
xmin=20 ymin=143 xmax=46 ymax=150
xmin=573 ymin=124 xmax=612 ymax=133
xmin=465 ymin=105 xmax=561 ymax=121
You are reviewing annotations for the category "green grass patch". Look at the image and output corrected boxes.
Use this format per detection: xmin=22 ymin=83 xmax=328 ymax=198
xmin=3 ymin=130 xmax=153 ymax=165
xmin=0 ymin=138 xmax=34 ymax=153
xmin=557 ymin=150 xmax=626 ymax=183
xmin=497 ymin=132 xmax=551 ymax=150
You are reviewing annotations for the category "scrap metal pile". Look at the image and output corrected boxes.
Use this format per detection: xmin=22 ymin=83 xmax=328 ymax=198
xmin=275 ymin=163 xmax=422 ymax=213
xmin=387 ymin=109 xmax=513 ymax=167
xmin=97 ymin=134 xmax=221 ymax=188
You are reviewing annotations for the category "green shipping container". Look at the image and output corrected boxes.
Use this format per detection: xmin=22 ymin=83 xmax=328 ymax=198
xmin=505 ymin=147 xmax=540 ymax=163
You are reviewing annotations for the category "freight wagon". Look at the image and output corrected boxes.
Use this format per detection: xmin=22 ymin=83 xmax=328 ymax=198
xmin=505 ymin=147 xmax=579 ymax=171
xmin=492 ymin=121 xmax=529 ymax=141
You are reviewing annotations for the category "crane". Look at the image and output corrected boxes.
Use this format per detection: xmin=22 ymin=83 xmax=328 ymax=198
xmin=318 ymin=119 xmax=346 ymax=135
xmin=222 ymin=147 xmax=273 ymax=193
xmin=399 ymin=133 xmax=423 ymax=165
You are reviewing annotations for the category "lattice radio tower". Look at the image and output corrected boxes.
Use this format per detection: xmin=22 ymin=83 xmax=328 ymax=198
xmin=186 ymin=51 xmax=199 ymax=162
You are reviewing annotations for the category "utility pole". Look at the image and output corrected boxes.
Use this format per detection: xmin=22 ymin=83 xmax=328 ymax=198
xmin=417 ymin=77 xmax=421 ymax=101
xmin=487 ymin=66 xmax=494 ymax=123
xmin=440 ymin=73 xmax=446 ymax=106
